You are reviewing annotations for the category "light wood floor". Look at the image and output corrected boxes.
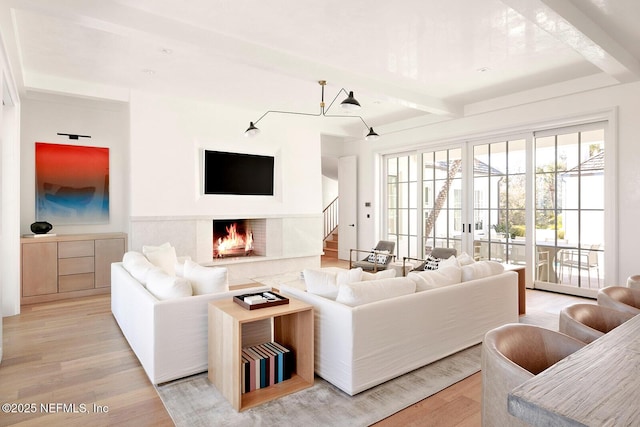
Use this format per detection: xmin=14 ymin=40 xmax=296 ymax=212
xmin=0 ymin=258 xmax=591 ymax=426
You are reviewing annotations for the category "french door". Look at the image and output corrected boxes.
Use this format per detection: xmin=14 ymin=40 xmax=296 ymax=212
xmin=383 ymin=121 xmax=610 ymax=297
xmin=533 ymin=124 xmax=606 ymax=297
xmin=385 ymin=147 xmax=463 ymax=260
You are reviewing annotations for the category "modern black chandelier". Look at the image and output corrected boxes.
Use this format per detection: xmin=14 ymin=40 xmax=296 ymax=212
xmin=244 ymin=80 xmax=380 ymax=141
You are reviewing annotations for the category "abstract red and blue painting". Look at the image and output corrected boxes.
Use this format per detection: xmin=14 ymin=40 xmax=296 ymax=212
xmin=35 ymin=142 xmax=109 ymax=224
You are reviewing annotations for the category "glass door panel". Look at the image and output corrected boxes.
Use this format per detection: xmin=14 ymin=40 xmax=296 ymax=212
xmin=423 ymin=148 xmax=463 ymax=255
xmin=386 ymin=155 xmax=418 ymax=260
xmin=473 ymin=139 xmax=526 ymax=264
xmin=534 ymin=126 xmax=605 ymax=295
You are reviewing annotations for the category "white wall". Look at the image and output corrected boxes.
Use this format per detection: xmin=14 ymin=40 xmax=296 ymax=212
xmin=0 ymin=47 xmax=21 ymax=337
xmin=345 ymin=81 xmax=640 ymax=285
xmin=128 ymin=91 xmax=323 ymax=218
xmin=20 ymin=93 xmax=129 ymax=235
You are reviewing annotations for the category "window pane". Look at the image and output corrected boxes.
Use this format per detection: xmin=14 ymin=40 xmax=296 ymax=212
xmin=387 ymin=209 xmax=396 ymax=235
xmin=536 ymin=173 xmax=555 ymax=210
xmin=399 ymin=182 xmax=409 ymax=208
xmin=580 ymin=180 xmax=604 ymax=210
xmin=423 ymin=181 xmax=434 ymax=208
xmin=399 ymin=208 xmax=408 ymax=235
xmin=474 ymin=145 xmax=489 ymax=177
xmin=434 ymin=150 xmax=448 ymax=179
xmin=387 ymin=157 xmax=397 ymax=177
xmin=508 ymin=174 xmax=526 ymax=209
xmin=557 ymin=133 xmax=578 ymax=172
xmin=536 ymin=136 xmax=555 ymax=169
xmin=398 ymin=157 xmax=409 ymax=182
xmin=581 ymin=210 xmax=604 ymax=246
xmin=508 ymin=139 xmax=526 ymax=173
xmin=423 ymin=152 xmax=434 ymax=181
xmin=450 ymin=148 xmax=462 ymax=179
xmin=409 ymin=154 xmax=417 ymax=181
xmin=491 ymin=142 xmax=507 ymax=176
xmin=409 ymin=182 xmax=417 ymax=209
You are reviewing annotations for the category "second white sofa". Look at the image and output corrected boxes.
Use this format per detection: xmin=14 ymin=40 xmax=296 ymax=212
xmin=280 ymin=264 xmax=518 ymax=395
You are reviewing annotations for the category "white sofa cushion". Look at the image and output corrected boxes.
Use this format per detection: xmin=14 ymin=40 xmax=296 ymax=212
xmin=439 ymin=255 xmax=459 ymax=269
xmin=304 ymin=268 xmax=364 ymax=299
xmin=142 ymin=242 xmax=178 ymax=276
xmin=337 ymin=268 xmax=363 ymax=285
xmin=335 ymin=277 xmax=416 ymax=307
xmin=407 ymin=265 xmax=462 ymax=291
xmin=175 ymin=255 xmax=192 ymax=277
xmin=145 ymin=268 xmax=193 ymax=300
xmin=304 ymin=268 xmax=340 ymax=299
xmin=122 ymin=251 xmax=156 ymax=285
xmin=183 ymin=259 xmax=229 ymax=295
xmin=361 ymin=269 xmax=396 ymax=281
xmin=461 ymin=260 xmax=505 ymax=282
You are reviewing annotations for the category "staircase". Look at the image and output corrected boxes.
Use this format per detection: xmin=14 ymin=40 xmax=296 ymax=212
xmin=323 ymin=196 xmax=339 ymax=258
xmin=323 ymin=230 xmax=339 ymax=258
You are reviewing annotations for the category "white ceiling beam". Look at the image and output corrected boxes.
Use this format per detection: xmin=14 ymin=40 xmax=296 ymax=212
xmin=502 ymin=0 xmax=640 ymax=83
xmin=0 ymin=3 xmax=25 ymax=95
xmin=1 ymin=0 xmax=460 ymax=116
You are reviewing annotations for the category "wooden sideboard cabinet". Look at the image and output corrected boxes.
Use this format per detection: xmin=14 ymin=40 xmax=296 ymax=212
xmin=21 ymin=232 xmax=127 ymax=305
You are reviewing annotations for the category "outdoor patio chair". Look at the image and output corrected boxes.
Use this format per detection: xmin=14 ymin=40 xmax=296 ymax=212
xmin=558 ymin=244 xmax=601 ymax=287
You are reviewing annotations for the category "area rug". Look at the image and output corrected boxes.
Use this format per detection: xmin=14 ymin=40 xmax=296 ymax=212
xmin=156 ymin=345 xmax=481 ymax=427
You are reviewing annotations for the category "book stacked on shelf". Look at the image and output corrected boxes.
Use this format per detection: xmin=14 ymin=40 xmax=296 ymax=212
xmin=241 ymin=341 xmax=293 ymax=394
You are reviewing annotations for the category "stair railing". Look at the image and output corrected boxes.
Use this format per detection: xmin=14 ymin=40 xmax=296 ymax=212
xmin=323 ymin=197 xmax=338 ymax=240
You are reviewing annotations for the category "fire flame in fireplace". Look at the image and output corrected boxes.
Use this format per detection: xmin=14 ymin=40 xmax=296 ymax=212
xmin=216 ymin=223 xmax=253 ymax=257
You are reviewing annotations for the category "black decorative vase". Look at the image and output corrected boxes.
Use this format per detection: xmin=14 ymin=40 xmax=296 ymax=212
xmin=30 ymin=221 xmax=53 ymax=234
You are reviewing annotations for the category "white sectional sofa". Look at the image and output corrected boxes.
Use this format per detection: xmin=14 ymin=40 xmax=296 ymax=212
xmin=280 ymin=260 xmax=518 ymax=395
xmin=111 ymin=250 xmax=269 ymax=385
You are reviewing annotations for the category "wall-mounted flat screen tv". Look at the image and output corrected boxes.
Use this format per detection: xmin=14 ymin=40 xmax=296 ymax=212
xmin=204 ymin=150 xmax=275 ymax=196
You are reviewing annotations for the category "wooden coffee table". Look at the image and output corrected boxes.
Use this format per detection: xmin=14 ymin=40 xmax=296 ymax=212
xmin=208 ymin=295 xmax=314 ymax=411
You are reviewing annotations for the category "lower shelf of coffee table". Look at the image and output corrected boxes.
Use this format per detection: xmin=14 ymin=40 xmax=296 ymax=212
xmin=240 ymin=373 xmax=312 ymax=411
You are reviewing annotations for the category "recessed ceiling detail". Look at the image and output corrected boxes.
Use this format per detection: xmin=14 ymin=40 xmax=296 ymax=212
xmin=0 ymin=0 xmax=638 ymax=137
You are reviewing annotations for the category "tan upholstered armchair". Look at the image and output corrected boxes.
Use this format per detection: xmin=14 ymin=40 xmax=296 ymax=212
xmin=597 ymin=286 xmax=640 ymax=315
xmin=481 ymin=324 xmax=585 ymax=427
xmin=559 ymin=303 xmax=634 ymax=344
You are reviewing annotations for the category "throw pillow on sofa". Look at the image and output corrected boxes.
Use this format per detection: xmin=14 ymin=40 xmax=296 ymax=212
xmin=461 ymin=260 xmax=505 ymax=282
xmin=145 ymin=267 xmax=193 ymax=300
xmin=457 ymin=251 xmax=475 ymax=266
xmin=183 ymin=259 xmax=229 ymax=295
xmin=335 ymin=277 xmax=416 ymax=307
xmin=142 ymin=242 xmax=178 ymax=276
xmin=122 ymin=251 xmax=156 ymax=285
xmin=438 ymin=255 xmax=459 ymax=269
xmin=407 ymin=265 xmax=462 ymax=291
xmin=361 ymin=269 xmax=396 ymax=281
xmin=423 ymin=254 xmax=459 ymax=271
xmin=423 ymin=254 xmax=441 ymax=270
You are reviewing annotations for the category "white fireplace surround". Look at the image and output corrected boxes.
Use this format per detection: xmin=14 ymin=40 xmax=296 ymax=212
xmin=129 ymin=214 xmax=322 ymax=284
